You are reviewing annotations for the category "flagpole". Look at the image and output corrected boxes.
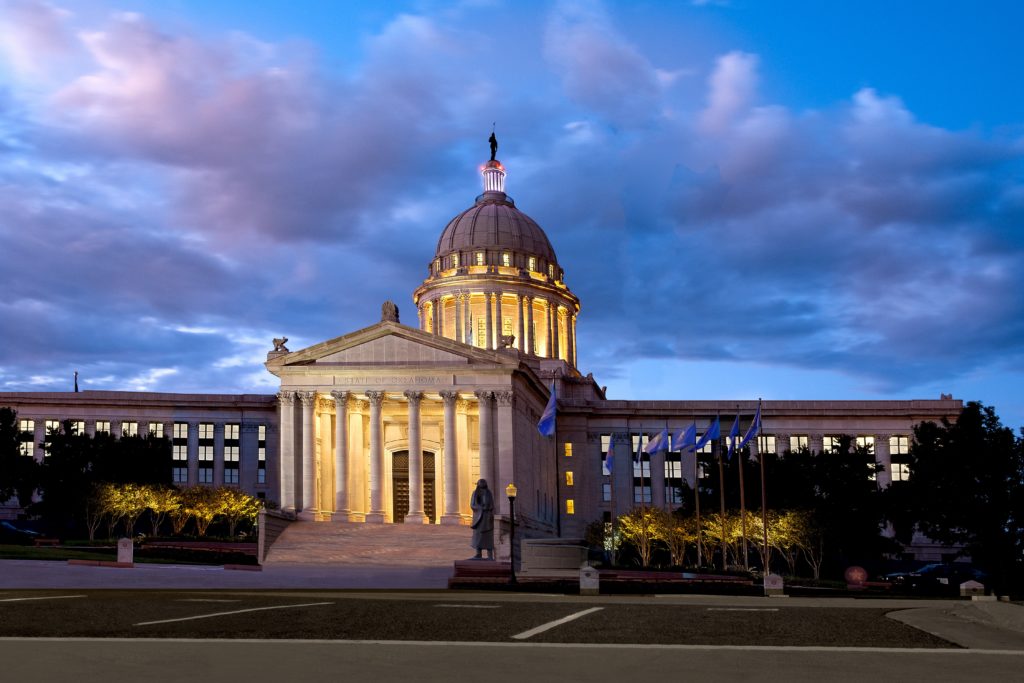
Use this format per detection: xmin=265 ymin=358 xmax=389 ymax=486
xmin=757 ymin=398 xmax=769 ymax=575
xmin=737 ymin=405 xmax=749 ymax=571
xmin=717 ymin=411 xmax=727 ymax=572
xmin=609 ymin=432 xmax=617 ymax=566
xmin=693 ymin=424 xmax=702 ymax=569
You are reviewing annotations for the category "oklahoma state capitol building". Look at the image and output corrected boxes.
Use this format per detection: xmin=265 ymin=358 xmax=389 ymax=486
xmin=1 ymin=151 xmax=962 ymax=547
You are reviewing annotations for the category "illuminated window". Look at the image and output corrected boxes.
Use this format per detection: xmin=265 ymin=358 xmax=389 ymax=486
xmin=501 ymin=252 xmax=510 ymax=267
xmin=96 ymin=420 xmax=110 ymax=435
xmin=18 ymin=419 xmax=34 ymax=457
xmin=148 ymin=422 xmax=164 ymax=438
xmin=172 ymin=422 xmax=188 ymax=482
xmin=563 ymin=443 xmax=572 ymax=457
xmin=565 ymin=499 xmax=575 ymax=515
xmin=890 ymin=436 xmax=910 ymax=455
xmin=258 ymin=425 xmax=267 ymax=484
xmin=548 ymin=264 xmax=554 ymax=278
xmin=789 ymin=435 xmax=808 ymax=452
xmin=822 ymin=436 xmax=841 ymax=453
xmin=198 ymin=422 xmax=214 ymax=483
xmin=69 ymin=420 xmax=85 ymax=435
xmin=475 ymin=252 xmax=485 ymax=266
xmin=528 ymin=256 xmax=536 ymax=271
xmin=452 ymin=253 xmax=459 ymax=268
xmin=892 ymin=463 xmax=911 ymax=482
xmin=565 ymin=471 xmax=574 ymax=486
xmin=435 ymin=259 xmax=440 ymax=273
xmin=665 ymin=458 xmax=682 ymax=479
xmin=45 ymin=419 xmax=60 ymax=435
xmin=476 ymin=317 xmax=487 ymax=348
xmin=121 ymin=421 xmax=138 ymax=437
xmin=696 ymin=434 xmax=712 ymax=454
xmin=856 ymin=436 xmax=875 ymax=454
xmin=531 ymin=321 xmax=538 ymax=354
xmin=757 ymin=435 xmax=776 ymax=454
xmin=224 ymin=423 xmax=240 ymax=486
xmin=503 ymin=316 xmax=513 ymax=337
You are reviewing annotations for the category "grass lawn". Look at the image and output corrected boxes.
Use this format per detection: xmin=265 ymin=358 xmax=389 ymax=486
xmin=0 ymin=544 xmax=256 ymax=565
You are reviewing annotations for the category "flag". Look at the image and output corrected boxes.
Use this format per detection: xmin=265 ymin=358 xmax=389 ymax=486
xmin=674 ymin=423 xmax=697 ymax=452
xmin=604 ymin=433 xmax=615 ymax=474
xmin=737 ymin=401 xmax=761 ymax=450
xmin=644 ymin=426 xmax=669 ymax=454
xmin=537 ymin=382 xmax=557 ymax=436
xmin=633 ymin=434 xmax=644 ymax=464
xmin=694 ymin=416 xmax=720 ymax=452
xmin=726 ymin=415 xmax=740 ymax=460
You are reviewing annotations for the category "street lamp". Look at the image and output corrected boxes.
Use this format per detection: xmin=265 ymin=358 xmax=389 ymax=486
xmin=506 ymin=483 xmax=518 ymax=585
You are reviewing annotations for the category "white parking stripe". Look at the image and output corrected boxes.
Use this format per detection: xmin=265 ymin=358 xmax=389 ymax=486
xmin=707 ymin=607 xmax=779 ymax=612
xmin=0 ymin=595 xmax=87 ymax=603
xmin=135 ymin=602 xmax=332 ymax=626
xmin=176 ymin=599 xmax=243 ymax=603
xmin=434 ymin=604 xmax=500 ymax=609
xmin=511 ymin=607 xmax=604 ymax=640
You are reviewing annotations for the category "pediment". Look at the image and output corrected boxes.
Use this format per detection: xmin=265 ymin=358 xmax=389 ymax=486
xmin=266 ymin=320 xmax=520 ymax=370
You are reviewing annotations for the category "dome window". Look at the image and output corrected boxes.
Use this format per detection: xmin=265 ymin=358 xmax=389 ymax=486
xmin=528 ymin=257 xmax=537 ymax=272
xmin=434 ymin=259 xmax=440 ymax=273
xmin=452 ymin=253 xmax=460 ymax=268
xmin=501 ymin=252 xmax=511 ymax=267
xmin=475 ymin=252 xmax=485 ymax=266
xmin=548 ymin=264 xmax=554 ymax=278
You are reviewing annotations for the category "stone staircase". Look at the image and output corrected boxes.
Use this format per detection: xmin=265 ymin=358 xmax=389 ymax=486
xmin=264 ymin=521 xmax=473 ymax=567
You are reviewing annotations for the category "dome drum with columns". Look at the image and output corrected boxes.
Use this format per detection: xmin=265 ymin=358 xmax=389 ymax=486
xmin=414 ymin=157 xmax=581 ymax=369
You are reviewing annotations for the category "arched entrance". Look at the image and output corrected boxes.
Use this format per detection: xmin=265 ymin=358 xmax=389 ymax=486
xmin=391 ymin=450 xmax=437 ymax=523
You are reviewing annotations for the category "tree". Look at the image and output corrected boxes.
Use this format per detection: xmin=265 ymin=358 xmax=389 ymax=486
xmin=215 ymin=487 xmax=262 ymax=537
xmin=183 ymin=486 xmax=220 ymax=537
xmin=144 ymin=486 xmax=181 ymax=537
xmin=34 ymin=420 xmax=96 ymax=535
xmin=618 ymin=507 xmax=663 ymax=567
xmin=894 ymin=402 xmax=1024 ymax=594
xmin=108 ymin=483 xmax=149 ymax=537
xmin=660 ymin=511 xmax=700 ymax=567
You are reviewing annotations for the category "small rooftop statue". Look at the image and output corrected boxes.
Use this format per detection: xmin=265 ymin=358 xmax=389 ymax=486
xmin=489 ymin=131 xmax=498 ymax=161
xmin=500 ymin=334 xmax=515 ymax=349
xmin=382 ymin=300 xmax=400 ymax=323
xmin=272 ymin=337 xmax=289 ymax=353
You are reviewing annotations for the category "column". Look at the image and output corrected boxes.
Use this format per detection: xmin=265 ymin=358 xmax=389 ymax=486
xmin=651 ymin=447 xmax=666 ymax=509
xmin=495 ymin=291 xmax=504 ymax=345
xmin=297 ymin=391 xmax=316 ymax=518
xmin=439 ymin=297 xmax=446 ymax=338
xmin=546 ymin=300 xmax=554 ymax=358
xmin=525 ymin=295 xmax=534 ymax=355
xmin=349 ymin=400 xmax=367 ymax=518
xmin=431 ymin=299 xmax=440 ymax=335
xmin=516 ymin=294 xmax=526 ymax=352
xmin=331 ymin=390 xmax=350 ymax=520
xmin=567 ymin=313 xmax=576 ymax=367
xmin=187 ymin=420 xmax=199 ymax=487
xmin=440 ymin=390 xmax=461 ymax=525
xmin=475 ymin=391 xmax=494 ymax=488
xmin=552 ymin=305 xmax=561 ymax=360
xmin=485 ymin=292 xmax=494 ymax=350
xmin=417 ymin=303 xmax=424 ymax=331
xmin=365 ymin=390 xmax=386 ymax=523
xmin=612 ymin=432 xmax=632 ymax=516
xmin=318 ymin=403 xmax=333 ymax=517
xmin=463 ymin=293 xmax=471 ymax=343
xmin=454 ymin=293 xmax=463 ymax=343
xmin=875 ymin=434 xmax=892 ymax=489
xmin=404 ymin=391 xmax=428 ymax=524
xmin=213 ymin=422 xmax=225 ymax=487
xmin=494 ymin=391 xmax=515 ymax=516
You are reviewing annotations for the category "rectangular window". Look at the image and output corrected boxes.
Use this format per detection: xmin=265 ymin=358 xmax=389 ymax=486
xmin=565 ymin=499 xmax=575 ymax=515
xmin=70 ymin=420 xmax=85 ymax=435
xmin=475 ymin=251 xmax=484 ymax=266
xmin=665 ymin=458 xmax=682 ymax=479
xmin=602 ymin=483 xmax=612 ymax=502
xmin=502 ymin=316 xmax=513 ymax=337
xmin=148 ymin=422 xmax=164 ymax=438
xmin=172 ymin=467 xmax=188 ymax=484
xmin=757 ymin=435 xmax=776 ymax=454
xmin=531 ymin=321 xmax=538 ymax=354
xmin=198 ymin=469 xmax=213 ymax=484
xmin=96 ymin=420 xmax=110 ymax=434
xmin=224 ymin=423 xmax=240 ymax=486
xmin=18 ymin=419 xmax=34 ymax=457
xmin=696 ymin=435 xmax=712 ymax=454
xmin=565 ymin=471 xmax=574 ymax=486
xmin=452 ymin=253 xmax=459 ymax=268
xmin=45 ymin=419 xmax=60 ymax=435
xmin=633 ymin=484 xmax=652 ymax=504
xmin=172 ymin=422 xmax=188 ymax=464
xmin=548 ymin=264 xmax=554 ymax=278
xmin=198 ymin=422 xmax=214 ymax=483
xmin=258 ymin=425 xmax=267 ymax=485
xmin=856 ymin=436 xmax=875 ymax=454
xmin=789 ymin=435 xmax=809 ymax=452
xmin=890 ymin=435 xmax=910 ymax=455
xmin=528 ymin=256 xmax=536 ymax=272
xmin=121 ymin=421 xmax=138 ymax=437
xmin=822 ymin=436 xmax=841 ymax=453
xmin=434 ymin=258 xmax=440 ymax=273
xmin=501 ymin=252 xmax=510 ymax=267
xmin=601 ymin=434 xmax=612 ymax=475
xmin=224 ymin=469 xmax=239 ymax=484
xmin=476 ymin=317 xmax=487 ymax=348
xmin=891 ymin=463 xmax=911 ymax=482
xmin=563 ymin=443 xmax=573 ymax=457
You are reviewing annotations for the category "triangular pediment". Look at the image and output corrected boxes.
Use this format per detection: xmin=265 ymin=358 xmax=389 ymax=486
xmin=266 ymin=320 xmax=521 ymax=371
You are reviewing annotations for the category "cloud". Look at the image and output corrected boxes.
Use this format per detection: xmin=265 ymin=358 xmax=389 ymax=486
xmin=699 ymin=50 xmax=759 ymax=134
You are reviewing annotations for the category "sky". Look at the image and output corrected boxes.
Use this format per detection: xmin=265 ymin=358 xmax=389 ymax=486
xmin=1 ymin=0 xmax=1023 ymax=428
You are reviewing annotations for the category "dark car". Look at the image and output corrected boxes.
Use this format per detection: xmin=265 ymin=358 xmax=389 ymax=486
xmin=884 ymin=563 xmax=987 ymax=594
xmin=0 ymin=521 xmax=42 ymax=545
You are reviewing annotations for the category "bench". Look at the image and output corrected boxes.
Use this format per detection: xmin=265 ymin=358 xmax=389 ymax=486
xmin=33 ymin=538 xmax=60 ymax=547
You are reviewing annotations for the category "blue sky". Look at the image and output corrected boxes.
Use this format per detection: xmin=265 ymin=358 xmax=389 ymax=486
xmin=1 ymin=0 xmax=1022 ymax=427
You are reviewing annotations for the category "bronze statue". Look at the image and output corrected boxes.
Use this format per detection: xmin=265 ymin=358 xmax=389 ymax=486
xmin=272 ymin=337 xmax=289 ymax=353
xmin=381 ymin=300 xmax=400 ymax=323
xmin=470 ymin=478 xmax=495 ymax=559
xmin=488 ymin=132 xmax=498 ymax=161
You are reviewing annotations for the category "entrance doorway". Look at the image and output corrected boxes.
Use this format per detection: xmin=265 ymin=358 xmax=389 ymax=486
xmin=391 ymin=450 xmax=436 ymax=523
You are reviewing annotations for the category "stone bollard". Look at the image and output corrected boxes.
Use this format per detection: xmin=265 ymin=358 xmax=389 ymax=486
xmin=117 ymin=538 xmax=134 ymax=566
xmin=960 ymin=580 xmax=988 ymax=599
xmin=580 ymin=564 xmax=600 ymax=596
xmin=764 ymin=573 xmax=785 ymax=597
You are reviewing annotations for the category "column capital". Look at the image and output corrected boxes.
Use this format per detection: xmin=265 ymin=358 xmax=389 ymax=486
xmin=316 ymin=395 xmax=335 ymax=413
xmin=875 ymin=433 xmax=893 ymax=441
xmin=354 ymin=400 xmax=369 ymax=413
xmin=474 ymin=389 xmax=494 ymax=403
xmin=276 ymin=390 xmax=295 ymax=406
xmin=456 ymin=398 xmax=471 ymax=413
xmin=403 ymin=390 xmax=423 ymax=406
xmin=439 ymin=390 xmax=459 ymax=406
xmin=494 ymin=391 xmax=514 ymax=407
xmin=296 ymin=391 xmax=316 ymax=406
xmin=330 ymin=389 xmax=351 ymax=407
xmin=365 ymin=390 xmax=386 ymax=407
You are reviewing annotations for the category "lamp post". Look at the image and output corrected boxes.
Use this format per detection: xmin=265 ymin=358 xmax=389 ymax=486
xmin=506 ymin=483 xmax=518 ymax=585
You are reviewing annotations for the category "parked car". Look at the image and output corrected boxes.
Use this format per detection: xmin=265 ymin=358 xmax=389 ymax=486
xmin=0 ymin=521 xmax=42 ymax=545
xmin=883 ymin=563 xmax=987 ymax=594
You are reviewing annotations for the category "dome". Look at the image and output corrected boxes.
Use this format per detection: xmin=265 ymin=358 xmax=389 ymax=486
xmin=434 ymin=191 xmax=558 ymax=265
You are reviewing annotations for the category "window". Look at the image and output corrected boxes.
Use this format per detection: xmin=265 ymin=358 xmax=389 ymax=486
xmin=601 ymin=434 xmax=613 ymax=475
xmin=198 ymin=422 xmax=214 ymax=483
xmin=452 ymin=253 xmax=459 ymax=268
xmin=224 ymin=423 xmax=240 ymax=486
xmin=173 ymin=467 xmax=187 ymax=484
xmin=890 ymin=435 xmax=910 ymax=456
xmin=548 ymin=264 xmax=554 ymax=278
xmin=148 ymin=422 xmax=164 ymax=438
xmin=476 ymin=317 xmax=486 ymax=348
xmin=172 ymin=422 xmax=188 ymax=483
xmin=121 ymin=421 xmax=138 ymax=437
xmin=45 ymin=419 xmax=60 ymax=435
xmin=501 ymin=252 xmax=510 ymax=267
xmin=789 ymin=435 xmax=809 ymax=452
xmin=96 ymin=420 xmax=110 ymax=434
xmin=18 ymin=419 xmax=34 ymax=457
xmin=531 ymin=321 xmax=538 ymax=354
xmin=503 ymin=316 xmax=513 ymax=337
xmin=475 ymin=251 xmax=485 ymax=266
xmin=602 ymin=483 xmax=612 ymax=502
xmin=696 ymin=435 xmax=712 ymax=454
xmin=757 ymin=435 xmax=776 ymax=454
xmin=565 ymin=471 xmax=574 ymax=486
xmin=665 ymin=458 xmax=682 ymax=479
xmin=891 ymin=463 xmax=911 ymax=482
xmin=258 ymin=425 xmax=267 ymax=485
xmin=665 ymin=452 xmax=683 ymax=505
xmin=856 ymin=436 xmax=875 ymax=454
xmin=528 ymin=256 xmax=536 ymax=272
xmin=565 ymin=499 xmax=575 ymax=515
xmin=822 ymin=436 xmax=841 ymax=453
xmin=69 ymin=421 xmax=85 ymax=435
xmin=563 ymin=443 xmax=573 ymax=457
